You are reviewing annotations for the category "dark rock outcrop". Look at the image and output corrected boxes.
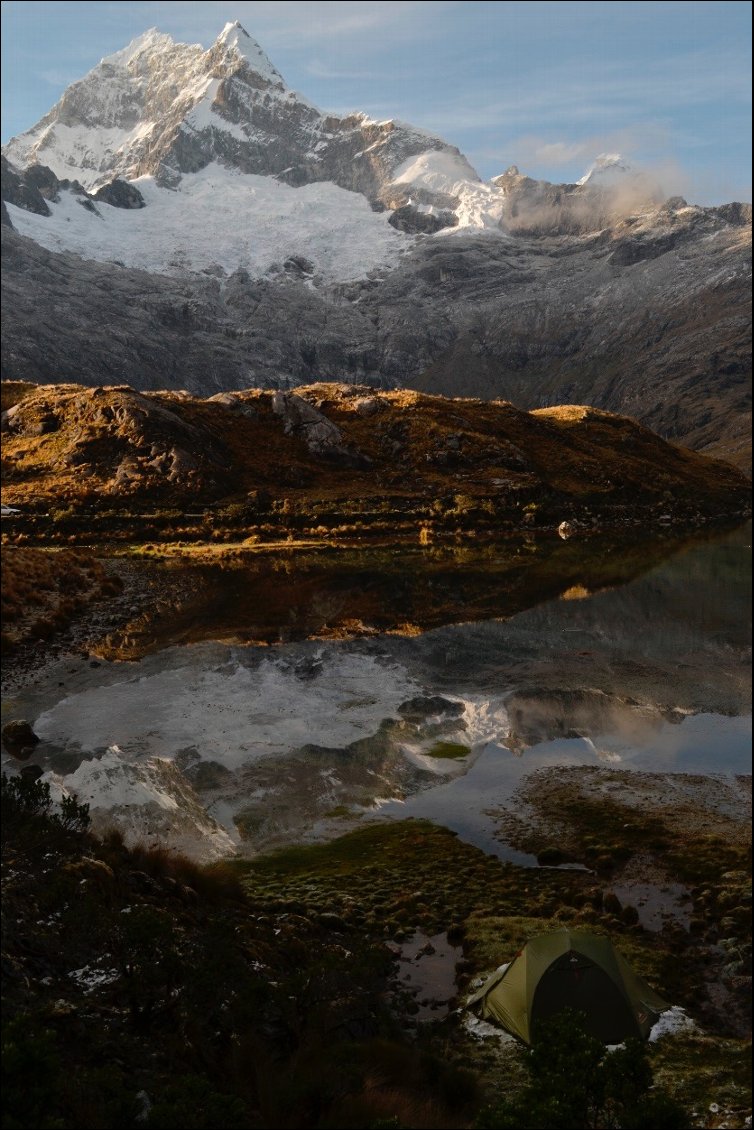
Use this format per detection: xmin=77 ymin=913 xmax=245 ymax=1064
xmin=23 ymin=164 xmax=61 ymax=201
xmin=1 ymin=157 xmax=51 ymax=217
xmin=388 ymin=205 xmax=458 ymax=234
xmin=2 ymin=719 xmax=41 ymax=756
xmin=92 ymin=178 xmax=145 ymax=209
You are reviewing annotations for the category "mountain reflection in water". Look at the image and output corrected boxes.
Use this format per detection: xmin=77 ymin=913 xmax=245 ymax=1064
xmin=2 ymin=523 xmax=750 ymax=861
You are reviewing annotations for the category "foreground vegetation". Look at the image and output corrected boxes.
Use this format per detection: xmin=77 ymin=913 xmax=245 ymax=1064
xmin=3 ymin=769 xmax=749 ymax=1128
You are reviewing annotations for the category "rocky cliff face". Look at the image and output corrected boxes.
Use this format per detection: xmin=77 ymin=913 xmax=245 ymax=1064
xmin=2 ymin=22 xmax=751 ymax=470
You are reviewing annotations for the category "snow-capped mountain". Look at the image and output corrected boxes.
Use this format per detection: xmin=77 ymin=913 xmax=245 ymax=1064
xmin=1 ymin=20 xmax=662 ymax=280
xmin=4 ymin=19 xmax=471 ymax=208
xmin=1 ymin=22 xmax=751 ymax=469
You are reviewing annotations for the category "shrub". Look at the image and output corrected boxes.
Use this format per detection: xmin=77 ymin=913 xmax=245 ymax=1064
xmin=146 ymin=1076 xmax=249 ymax=1129
xmin=1 ymin=1016 xmax=66 ymax=1130
xmin=1 ymin=773 xmax=90 ymax=842
xmin=474 ymin=1010 xmax=690 ymax=1129
xmin=49 ymin=505 xmax=77 ymax=524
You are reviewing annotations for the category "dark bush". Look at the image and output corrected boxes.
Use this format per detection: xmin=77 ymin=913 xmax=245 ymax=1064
xmin=474 ymin=1010 xmax=690 ymax=1129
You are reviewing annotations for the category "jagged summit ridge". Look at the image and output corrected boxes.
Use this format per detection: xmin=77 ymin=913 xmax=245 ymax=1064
xmin=98 ymin=21 xmax=284 ymax=88
xmin=101 ymin=27 xmax=177 ymax=68
xmin=2 ymin=21 xmax=303 ymax=191
xmin=2 ymin=19 xmax=457 ymax=207
xmin=3 ymin=19 xmax=669 ymax=234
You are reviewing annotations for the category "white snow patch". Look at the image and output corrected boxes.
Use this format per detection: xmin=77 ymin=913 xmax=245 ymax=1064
xmin=391 ymin=149 xmax=507 ymax=231
xmin=6 ymin=163 xmax=411 ymax=282
xmin=392 ymin=148 xmax=481 ymax=192
xmin=68 ymin=964 xmax=119 ymax=993
xmin=648 ymin=1005 xmax=696 ymax=1041
xmin=7 ymin=119 xmax=159 ymax=185
xmin=462 ymin=1013 xmax=517 ymax=1043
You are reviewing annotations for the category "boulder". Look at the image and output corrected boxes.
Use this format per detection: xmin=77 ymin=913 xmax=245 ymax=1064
xmin=92 ymin=178 xmax=146 ymax=209
xmin=2 ymin=719 xmax=41 ymax=756
xmin=272 ymin=391 xmax=370 ymax=467
xmin=1 ymin=156 xmax=51 ymax=216
xmin=352 ymin=397 xmax=382 ymax=418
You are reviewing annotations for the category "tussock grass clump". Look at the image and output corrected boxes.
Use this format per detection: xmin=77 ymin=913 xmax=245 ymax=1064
xmin=122 ymin=842 xmax=246 ymax=903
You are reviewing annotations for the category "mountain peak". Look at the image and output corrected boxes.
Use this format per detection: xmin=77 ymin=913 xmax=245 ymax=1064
xmin=576 ymin=153 xmax=631 ymax=187
xmin=218 ymin=19 xmax=250 ymax=39
xmin=213 ymin=20 xmax=285 ymax=86
xmin=101 ymin=27 xmax=177 ymax=68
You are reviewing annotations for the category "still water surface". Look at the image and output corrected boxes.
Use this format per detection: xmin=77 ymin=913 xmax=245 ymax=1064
xmin=3 ymin=523 xmax=750 ymax=862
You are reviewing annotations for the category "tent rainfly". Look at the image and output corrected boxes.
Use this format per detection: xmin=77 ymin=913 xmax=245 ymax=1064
xmin=466 ymin=930 xmax=669 ymax=1045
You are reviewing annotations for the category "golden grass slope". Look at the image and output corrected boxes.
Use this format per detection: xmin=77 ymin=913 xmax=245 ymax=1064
xmin=1 ymin=381 xmax=749 ymax=520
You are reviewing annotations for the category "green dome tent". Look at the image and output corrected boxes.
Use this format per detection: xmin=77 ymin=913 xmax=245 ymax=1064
xmin=466 ymin=930 xmax=668 ymax=1045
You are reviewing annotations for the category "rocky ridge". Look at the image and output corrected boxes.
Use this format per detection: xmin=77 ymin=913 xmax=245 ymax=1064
xmin=1 ymin=382 xmax=749 ymax=540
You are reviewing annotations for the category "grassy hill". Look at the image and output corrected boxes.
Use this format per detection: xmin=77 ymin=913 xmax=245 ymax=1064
xmin=1 ymin=381 xmax=749 ymax=544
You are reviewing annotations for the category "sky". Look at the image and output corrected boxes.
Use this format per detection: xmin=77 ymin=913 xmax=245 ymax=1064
xmin=1 ymin=0 xmax=751 ymax=205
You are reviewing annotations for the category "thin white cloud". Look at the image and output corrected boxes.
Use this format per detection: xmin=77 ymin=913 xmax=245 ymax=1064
xmin=305 ymin=58 xmax=385 ymax=81
xmin=38 ymin=67 xmax=84 ymax=87
xmin=390 ymin=47 xmax=750 ymax=143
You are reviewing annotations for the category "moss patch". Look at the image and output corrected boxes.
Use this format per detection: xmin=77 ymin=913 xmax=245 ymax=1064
xmin=428 ymin=741 xmax=471 ymax=760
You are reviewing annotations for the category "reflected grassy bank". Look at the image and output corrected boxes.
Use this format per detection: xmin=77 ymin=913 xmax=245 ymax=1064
xmin=85 ymin=521 xmax=749 ymax=660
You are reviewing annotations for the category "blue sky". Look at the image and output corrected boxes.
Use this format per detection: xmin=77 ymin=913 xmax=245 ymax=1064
xmin=1 ymin=1 xmax=751 ymax=204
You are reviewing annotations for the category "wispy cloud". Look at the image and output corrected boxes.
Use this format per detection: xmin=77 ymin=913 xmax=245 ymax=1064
xmin=116 ymin=1 xmax=464 ymax=49
xmin=38 ymin=67 xmax=84 ymax=87
xmin=406 ymin=48 xmax=751 ymax=138
xmin=506 ymin=123 xmax=675 ymax=169
xmin=305 ymin=59 xmax=385 ymax=81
